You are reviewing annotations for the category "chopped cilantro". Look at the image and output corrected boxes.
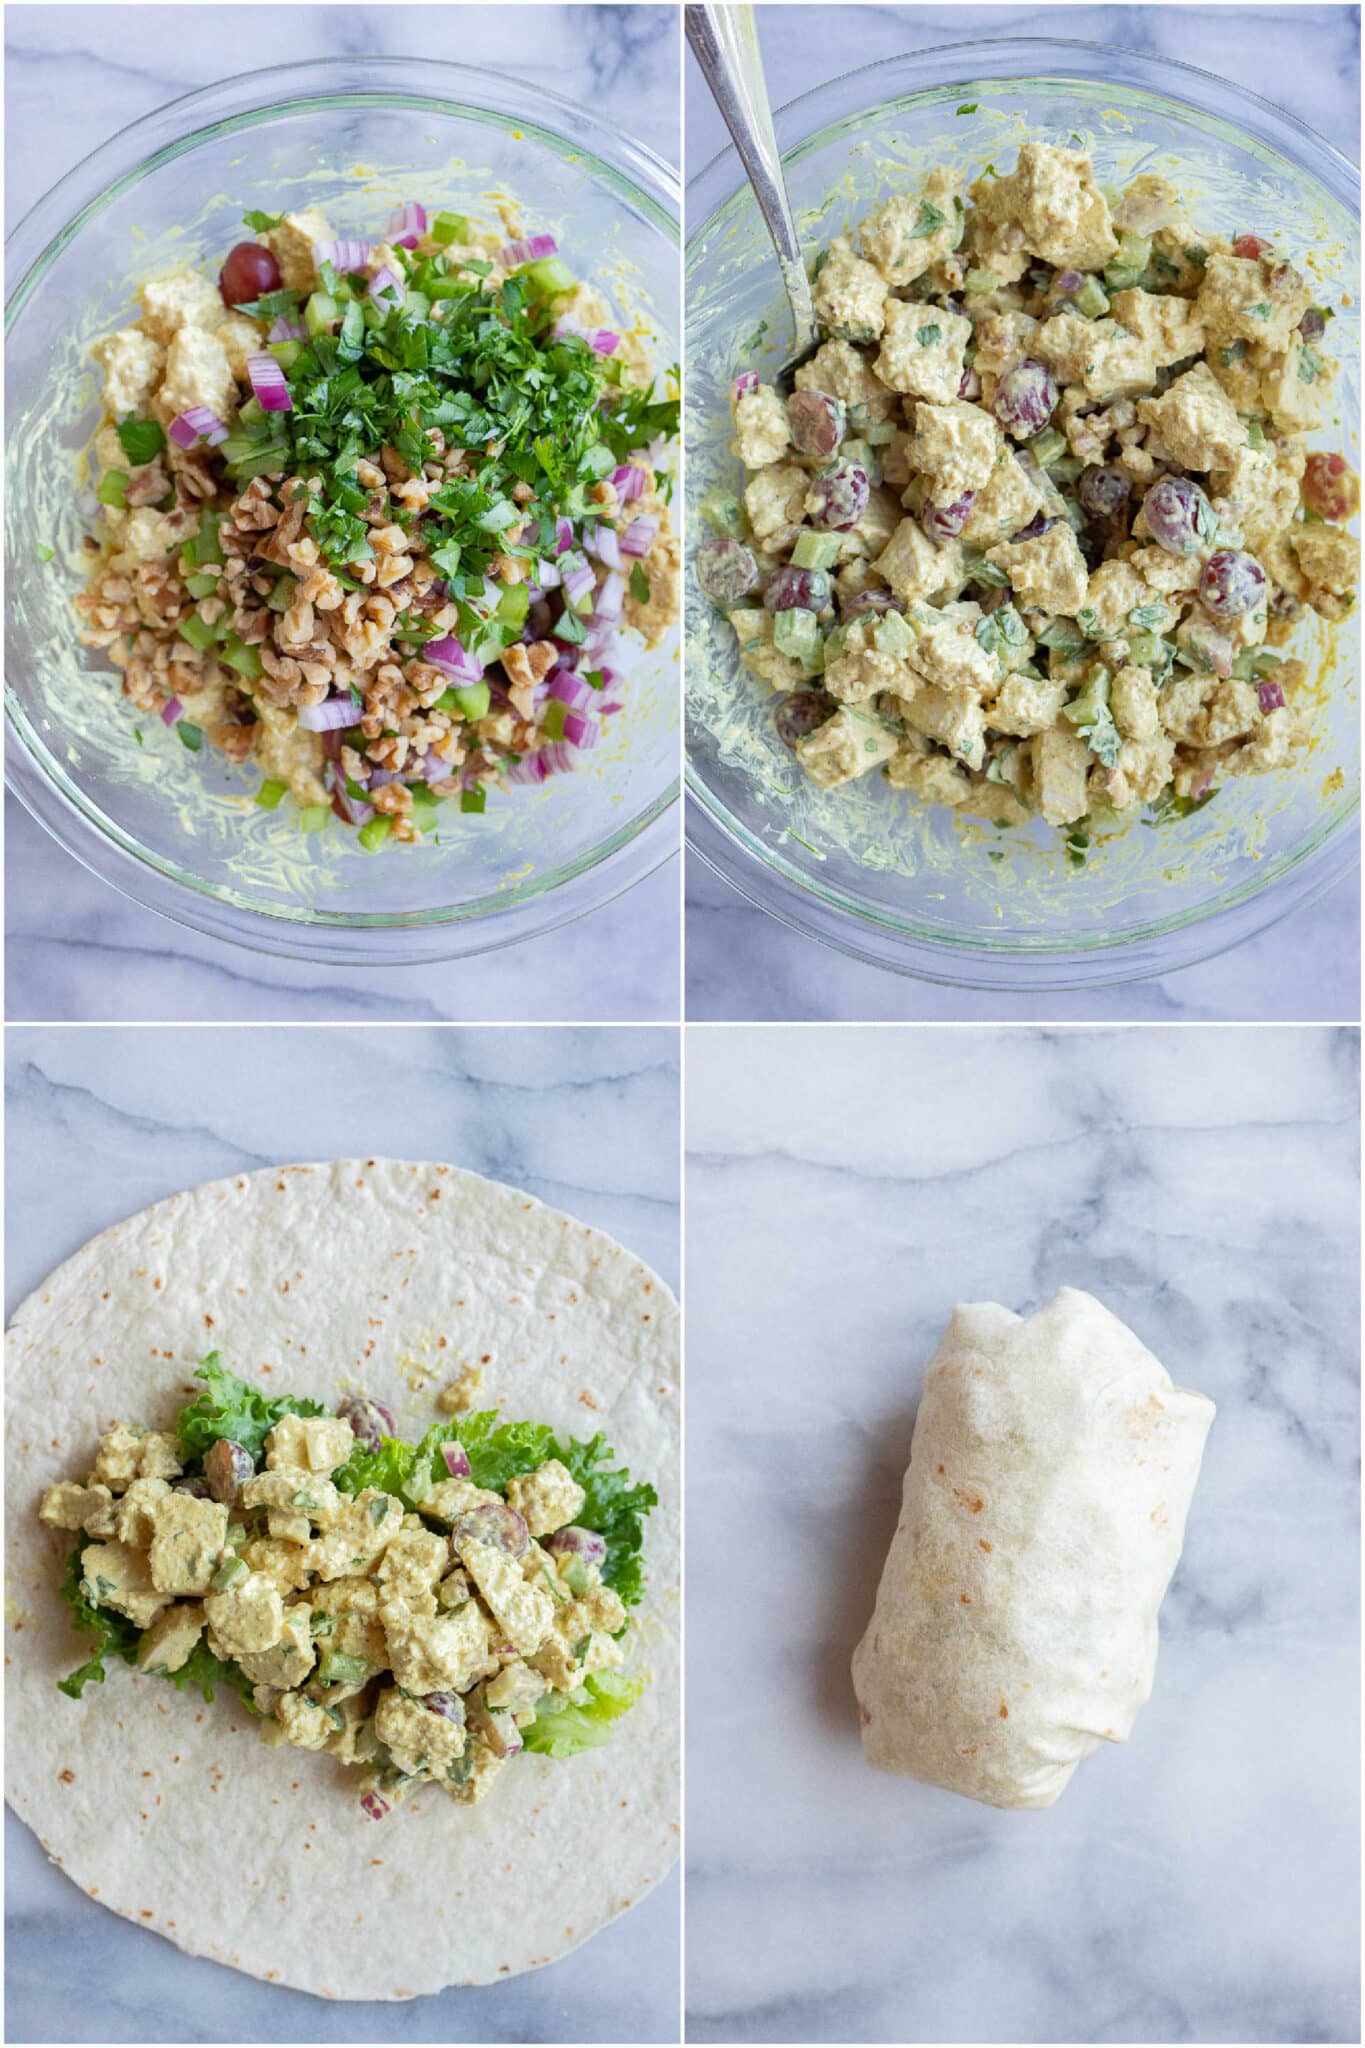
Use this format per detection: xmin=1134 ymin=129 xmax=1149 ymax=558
xmin=956 ymin=102 xmax=979 ymax=115
xmin=176 ymin=721 xmax=204 ymax=752
xmin=242 ymin=209 xmax=284 ymax=232
xmin=629 ymin=562 xmax=651 ymax=605
xmin=116 ymin=416 xmax=167 ymax=466
xmin=912 ymin=202 xmax=947 ymax=238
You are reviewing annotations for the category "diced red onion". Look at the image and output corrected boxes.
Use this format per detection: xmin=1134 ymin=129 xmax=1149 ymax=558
xmin=298 ymin=696 xmax=358 ymax=732
xmin=500 ymin=232 xmax=558 ymax=267
xmin=563 ymin=565 xmax=596 ymax=607
xmin=385 ymin=201 xmax=427 ymax=249
xmin=325 ymin=760 xmax=373 ymax=826
xmin=591 ymin=329 xmax=619 ymax=355
xmin=423 ymin=748 xmax=454 ymax=784
xmin=585 ymin=523 xmax=622 ymax=570
xmin=536 ymin=558 xmax=562 ymax=590
xmin=507 ymin=752 xmax=549 ymax=785
xmin=593 ymin=571 xmax=625 ymax=622
xmin=620 ymin=517 xmax=658 ymax=558
xmin=732 ymin=371 xmax=760 ymax=399
xmin=561 ymin=710 xmax=597 ymax=748
xmin=268 ymin=315 xmax=307 ymax=342
xmin=366 ymin=766 xmax=401 ymax=788
xmin=315 ymin=238 xmax=372 ymax=272
xmin=368 ymin=264 xmax=404 ymax=309
xmin=168 ymin=406 xmax=229 ymax=449
xmin=538 ymin=740 xmax=581 ymax=775
xmin=548 ymin=669 xmax=594 ymax=710
xmin=598 ymin=699 xmax=624 ymax=715
xmin=611 ymin=464 xmax=646 ymax=502
xmin=161 ymin=696 xmax=183 ymax=726
xmin=441 ymin=1442 xmax=472 ymax=1479
xmin=246 ymin=351 xmax=292 ymax=412
xmin=554 ymin=516 xmax=573 ymax=555
xmin=1257 ymin=679 xmax=1287 ymax=712
xmin=424 ymin=635 xmax=484 ymax=684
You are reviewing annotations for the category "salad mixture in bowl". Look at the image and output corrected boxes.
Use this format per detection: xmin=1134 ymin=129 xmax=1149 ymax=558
xmin=698 ymin=139 xmax=1358 ymax=846
xmin=76 ymin=200 xmax=680 ymax=851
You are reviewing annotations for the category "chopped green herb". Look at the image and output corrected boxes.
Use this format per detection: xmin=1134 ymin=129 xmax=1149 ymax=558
xmin=629 ymin=562 xmax=651 ymax=605
xmin=116 ymin=416 xmax=167 ymax=466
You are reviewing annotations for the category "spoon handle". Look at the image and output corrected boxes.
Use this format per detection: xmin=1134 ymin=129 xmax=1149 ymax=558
xmin=685 ymin=2 xmax=817 ymax=353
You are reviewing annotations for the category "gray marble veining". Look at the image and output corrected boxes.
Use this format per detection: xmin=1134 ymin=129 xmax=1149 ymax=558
xmin=4 ymin=1023 xmax=680 ymax=2043
xmin=685 ymin=2 xmax=1361 ymax=1023
xmin=684 ymin=1024 xmax=1360 ymax=2042
xmin=4 ymin=3 xmax=680 ymax=1024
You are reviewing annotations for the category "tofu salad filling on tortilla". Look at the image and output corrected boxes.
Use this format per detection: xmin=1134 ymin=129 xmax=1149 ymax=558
xmin=6 ymin=1159 xmax=679 ymax=2000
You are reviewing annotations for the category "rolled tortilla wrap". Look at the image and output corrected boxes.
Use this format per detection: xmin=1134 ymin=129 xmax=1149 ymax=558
xmin=851 ymin=1286 xmax=1214 ymax=1809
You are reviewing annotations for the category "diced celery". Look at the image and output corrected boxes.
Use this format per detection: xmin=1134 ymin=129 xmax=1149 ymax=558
xmin=542 ymin=699 xmax=568 ymax=741
xmin=220 ymin=632 xmax=263 ymax=680
xmin=268 ymin=340 xmax=302 ymax=371
xmin=1074 ymin=275 xmax=1110 ymax=319
xmin=255 ymin=778 xmax=288 ymax=810
xmin=525 ymin=255 xmax=577 ymax=298
xmin=177 ymin=613 xmax=219 ymax=652
xmin=265 ymin=575 xmax=296 ymax=614
xmin=453 ymin=680 xmax=491 ymax=722
xmin=431 ymin=213 xmax=470 ymax=246
xmin=358 ymin=815 xmax=393 ymax=852
xmin=1050 ymin=456 xmax=1083 ymax=483
xmin=964 ymin=267 xmax=1001 ymax=295
xmin=97 ymin=470 xmax=129 ymax=509
xmin=773 ymin=608 xmax=821 ymax=665
xmin=791 ymin=530 xmax=841 ymax=570
xmin=404 ymin=290 xmax=431 ymax=321
xmin=1126 ymin=630 xmax=1165 ymax=668
xmin=193 ymin=511 xmax=225 ymax=565
xmin=297 ymin=804 xmax=330 ymax=832
xmin=872 ymin=609 xmax=914 ymax=657
xmin=184 ymin=572 xmax=220 ymax=600
xmin=1031 ymin=427 xmax=1068 ymax=468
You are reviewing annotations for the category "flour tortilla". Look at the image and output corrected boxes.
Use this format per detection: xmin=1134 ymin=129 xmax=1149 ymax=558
xmin=5 ymin=1160 xmax=679 ymax=1999
xmin=852 ymin=1287 xmax=1214 ymax=1809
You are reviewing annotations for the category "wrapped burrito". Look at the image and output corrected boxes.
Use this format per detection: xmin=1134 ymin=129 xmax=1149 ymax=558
xmin=851 ymin=1287 xmax=1214 ymax=1809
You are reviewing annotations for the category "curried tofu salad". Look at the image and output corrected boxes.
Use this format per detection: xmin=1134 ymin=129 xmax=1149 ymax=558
xmin=42 ymin=1356 xmax=656 ymax=1819
xmin=75 ymin=199 xmax=680 ymax=847
xmin=696 ymin=141 xmax=1359 ymax=848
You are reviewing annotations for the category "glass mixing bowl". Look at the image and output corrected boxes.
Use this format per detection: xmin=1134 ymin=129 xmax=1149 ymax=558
xmin=686 ymin=37 xmax=1359 ymax=991
xmin=6 ymin=58 xmax=680 ymax=966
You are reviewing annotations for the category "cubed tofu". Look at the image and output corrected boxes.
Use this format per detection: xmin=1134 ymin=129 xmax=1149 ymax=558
xmin=382 ymin=1595 xmax=499 ymax=1693
xmin=139 ymin=270 xmax=226 ymax=344
xmin=38 ymin=1480 xmax=117 ymax=1536
xmin=959 ymin=451 xmax=1043 ymax=546
xmin=1097 ymin=733 xmax=1176 ymax=808
xmin=236 ymin=1602 xmax=316 ymax=1687
xmin=1261 ymin=338 xmax=1334 ymax=431
xmin=417 ymin=1477 xmax=502 ymax=1524
xmin=204 ymin=1571 xmax=285 ymax=1656
xmin=265 ymin=1414 xmax=356 ymax=1475
xmin=117 ymin=1480 xmax=177 ymax=1553
xmin=273 ymin=1690 xmax=335 ymax=1752
xmin=1291 ymin=523 xmax=1359 ymax=596
xmin=813 ymin=236 xmax=890 ymax=343
xmin=262 ymin=207 xmax=334 ymax=294
xmin=875 ymin=517 xmax=962 ymax=603
xmin=1030 ymin=724 xmax=1092 ymax=827
xmin=744 ymin=462 xmax=809 ymax=549
xmin=885 ymin=748 xmax=972 ymax=805
xmin=796 ymin=707 xmax=899 ymax=788
xmin=152 ymin=325 xmax=238 ymax=430
xmin=976 ymin=141 xmax=1118 ymax=272
xmin=1110 ymin=664 xmax=1161 ymax=742
xmin=215 ymin=312 xmax=265 ymax=382
xmin=874 ymin=301 xmax=971 ymax=403
xmin=485 ymin=1658 xmax=550 ymax=1712
xmin=304 ymin=1491 xmax=402 ymax=1580
xmin=904 ymin=602 xmax=998 ymax=696
xmin=93 ymin=327 xmax=166 ymax=417
xmin=1034 ymin=313 xmax=1155 ymax=401
xmin=455 ymin=1533 xmax=554 ymax=1654
xmin=243 ymin=1470 xmax=343 ymax=1521
xmin=986 ymin=672 xmax=1068 ymax=738
xmin=243 ymin=1535 xmax=313 ymax=1594
xmin=1138 ymin=362 xmax=1247 ymax=472
xmin=823 ymin=619 xmax=918 ymax=707
xmin=137 ymin=1600 xmax=206 ymax=1675
xmin=147 ymin=1492 xmax=229 ymax=1596
xmin=859 ymin=168 xmax=964 ymax=286
xmin=1108 ymin=287 xmax=1205 ymax=368
xmin=1079 ymin=558 xmax=1168 ymax=640
xmin=1195 ymin=251 xmax=1312 ymax=352
xmin=503 ymin=1459 xmax=587 ymax=1538
xmin=90 ymin=1424 xmax=183 ymax=1492
xmin=375 ymin=1526 xmax=449 ymax=1606
xmin=898 ymin=683 xmax=988 ymax=771
xmin=794 ymin=339 xmax=896 ymax=423
xmin=80 ymin=1540 xmax=170 ymax=1630
xmin=732 ymin=384 xmax=791 ymax=469
xmin=444 ymin=1735 xmax=509 ymax=1806
xmin=986 ymin=523 xmax=1088 ymax=615
xmin=909 ymin=400 xmax=1001 ymax=503
xmin=1210 ymin=445 xmax=1302 ymax=554
xmin=374 ymin=1688 xmax=467 ymax=1776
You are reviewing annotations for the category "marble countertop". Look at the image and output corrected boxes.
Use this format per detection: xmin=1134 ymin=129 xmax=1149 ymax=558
xmin=685 ymin=1025 xmax=1360 ymax=2042
xmin=4 ymin=1024 xmax=680 ymax=2043
xmin=685 ymin=3 xmax=1361 ymax=1023
xmin=4 ymin=3 xmax=680 ymax=1024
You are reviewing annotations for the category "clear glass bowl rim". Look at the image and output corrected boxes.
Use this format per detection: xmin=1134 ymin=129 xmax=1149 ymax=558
xmin=685 ymin=33 xmax=1360 ymax=991
xmin=5 ymin=54 xmax=681 ymax=968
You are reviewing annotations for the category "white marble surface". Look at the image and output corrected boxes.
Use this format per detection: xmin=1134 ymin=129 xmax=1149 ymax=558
xmin=4 ymin=1024 xmax=680 ymax=2043
xmin=685 ymin=3 xmax=1361 ymax=1022
xmin=4 ymin=3 xmax=680 ymax=1024
xmin=685 ymin=1025 xmax=1360 ymax=2042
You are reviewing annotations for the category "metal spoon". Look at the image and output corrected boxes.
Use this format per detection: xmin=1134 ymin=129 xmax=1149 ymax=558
xmin=685 ymin=1 xmax=819 ymax=390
